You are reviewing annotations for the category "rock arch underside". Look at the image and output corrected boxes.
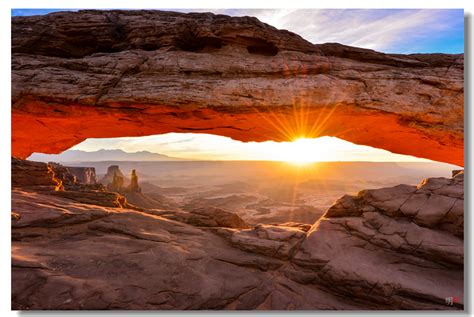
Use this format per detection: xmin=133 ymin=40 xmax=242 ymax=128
xmin=12 ymin=10 xmax=464 ymax=166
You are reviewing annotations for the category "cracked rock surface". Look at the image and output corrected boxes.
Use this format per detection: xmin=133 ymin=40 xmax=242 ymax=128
xmin=293 ymin=171 xmax=464 ymax=309
xmin=12 ymin=167 xmax=463 ymax=310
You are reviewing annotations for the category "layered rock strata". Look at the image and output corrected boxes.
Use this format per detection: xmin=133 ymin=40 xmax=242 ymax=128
xmin=11 ymin=10 xmax=464 ymax=165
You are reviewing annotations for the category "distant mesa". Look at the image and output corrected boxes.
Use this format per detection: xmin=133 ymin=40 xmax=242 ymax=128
xmin=100 ymin=165 xmax=126 ymax=188
xmin=12 ymin=158 xmax=98 ymax=189
xmin=28 ymin=149 xmax=187 ymax=163
xmin=99 ymin=164 xmax=170 ymax=209
xmin=11 ymin=158 xmax=170 ymax=211
xmin=102 ymin=165 xmax=141 ymax=193
xmin=11 ymin=158 xmax=136 ymax=209
xmin=67 ymin=166 xmax=97 ymax=184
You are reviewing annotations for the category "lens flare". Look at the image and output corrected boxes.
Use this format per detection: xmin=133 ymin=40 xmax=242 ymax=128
xmin=282 ymin=138 xmax=321 ymax=165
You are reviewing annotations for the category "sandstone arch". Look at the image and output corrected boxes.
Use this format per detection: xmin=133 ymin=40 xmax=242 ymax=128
xmin=12 ymin=10 xmax=464 ymax=166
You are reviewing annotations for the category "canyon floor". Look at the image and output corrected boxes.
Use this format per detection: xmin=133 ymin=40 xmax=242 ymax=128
xmin=11 ymin=159 xmax=464 ymax=310
xmin=66 ymin=160 xmax=460 ymax=225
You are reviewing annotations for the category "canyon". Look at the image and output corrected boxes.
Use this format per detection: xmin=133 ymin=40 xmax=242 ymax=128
xmin=11 ymin=9 xmax=464 ymax=310
xmin=11 ymin=159 xmax=464 ymax=309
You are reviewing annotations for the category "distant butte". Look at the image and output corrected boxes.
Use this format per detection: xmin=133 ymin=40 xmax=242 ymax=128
xmin=12 ymin=10 xmax=463 ymax=165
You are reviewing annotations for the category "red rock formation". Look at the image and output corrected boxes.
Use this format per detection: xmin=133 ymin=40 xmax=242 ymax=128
xmin=152 ymin=207 xmax=251 ymax=229
xmin=12 ymin=158 xmax=136 ymax=209
xmin=11 ymin=158 xmax=56 ymax=188
xmin=129 ymin=169 xmax=141 ymax=192
xmin=100 ymin=165 xmax=126 ymax=187
xmin=109 ymin=172 xmax=125 ymax=192
xmin=67 ymin=166 xmax=97 ymax=184
xmin=11 ymin=10 xmax=463 ymax=165
xmin=11 ymin=172 xmax=464 ymax=309
xmin=98 ymin=164 xmax=169 ymax=209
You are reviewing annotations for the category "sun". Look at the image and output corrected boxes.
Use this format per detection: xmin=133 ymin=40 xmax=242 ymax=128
xmin=282 ymin=138 xmax=321 ymax=165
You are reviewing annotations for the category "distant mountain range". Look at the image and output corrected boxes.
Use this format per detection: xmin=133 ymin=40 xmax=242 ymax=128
xmin=28 ymin=149 xmax=188 ymax=162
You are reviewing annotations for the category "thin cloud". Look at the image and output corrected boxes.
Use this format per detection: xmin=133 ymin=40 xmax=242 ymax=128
xmin=215 ymin=9 xmax=463 ymax=53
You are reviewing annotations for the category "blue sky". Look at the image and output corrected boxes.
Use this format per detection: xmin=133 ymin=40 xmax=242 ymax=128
xmin=12 ymin=8 xmax=464 ymax=53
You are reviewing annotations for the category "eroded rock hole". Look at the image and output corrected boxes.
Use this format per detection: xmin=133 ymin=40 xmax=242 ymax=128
xmin=237 ymin=36 xmax=279 ymax=56
xmin=247 ymin=43 xmax=279 ymax=56
xmin=175 ymin=34 xmax=223 ymax=52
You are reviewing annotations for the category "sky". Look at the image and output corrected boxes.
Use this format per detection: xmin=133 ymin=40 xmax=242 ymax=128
xmin=70 ymin=135 xmax=432 ymax=163
xmin=15 ymin=9 xmax=463 ymax=162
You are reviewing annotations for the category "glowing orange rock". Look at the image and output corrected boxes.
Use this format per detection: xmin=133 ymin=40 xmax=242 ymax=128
xmin=129 ymin=170 xmax=141 ymax=193
xmin=47 ymin=163 xmax=64 ymax=192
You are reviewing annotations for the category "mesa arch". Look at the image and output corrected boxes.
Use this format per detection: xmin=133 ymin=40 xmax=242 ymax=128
xmin=11 ymin=10 xmax=464 ymax=166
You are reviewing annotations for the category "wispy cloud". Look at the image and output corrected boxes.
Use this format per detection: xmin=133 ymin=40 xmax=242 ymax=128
xmin=169 ymin=8 xmax=464 ymax=53
xmin=264 ymin=9 xmax=464 ymax=53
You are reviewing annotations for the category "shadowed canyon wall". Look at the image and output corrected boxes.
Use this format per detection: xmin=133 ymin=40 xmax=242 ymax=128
xmin=11 ymin=10 xmax=464 ymax=165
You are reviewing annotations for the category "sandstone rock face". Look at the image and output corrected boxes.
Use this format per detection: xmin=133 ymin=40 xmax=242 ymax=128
xmin=11 ymin=158 xmax=56 ymax=188
xmin=51 ymin=190 xmax=133 ymax=209
xmin=12 ymin=157 xmax=100 ymax=189
xmin=213 ymin=224 xmax=306 ymax=260
xmin=12 ymin=189 xmax=359 ymax=310
xmin=152 ymin=207 xmax=250 ymax=229
xmin=129 ymin=169 xmax=141 ymax=192
xmin=292 ymin=171 xmax=464 ymax=309
xmin=46 ymin=162 xmax=76 ymax=190
xmin=98 ymin=164 xmax=167 ymax=209
xmin=67 ymin=166 xmax=97 ymax=184
xmin=12 ymin=159 xmax=134 ymax=209
xmin=100 ymin=165 xmax=126 ymax=184
xmin=326 ymin=171 xmax=464 ymax=237
xmin=12 ymin=10 xmax=463 ymax=165
xmin=12 ymin=171 xmax=463 ymax=310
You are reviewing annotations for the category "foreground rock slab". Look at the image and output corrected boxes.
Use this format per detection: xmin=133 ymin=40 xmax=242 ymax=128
xmin=12 ymin=191 xmax=358 ymax=310
xmin=11 ymin=170 xmax=463 ymax=310
xmin=292 ymin=171 xmax=464 ymax=309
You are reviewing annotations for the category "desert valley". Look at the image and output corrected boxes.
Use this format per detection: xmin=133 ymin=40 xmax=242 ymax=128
xmin=11 ymin=9 xmax=464 ymax=311
xmin=28 ymin=150 xmax=461 ymax=225
xmin=12 ymin=152 xmax=464 ymax=310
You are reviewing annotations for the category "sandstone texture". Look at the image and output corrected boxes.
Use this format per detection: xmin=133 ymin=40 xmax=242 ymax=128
xmin=67 ymin=166 xmax=97 ymax=184
xmin=12 ymin=158 xmax=134 ymax=209
xmin=12 ymin=10 xmax=463 ymax=165
xmin=12 ymin=160 xmax=464 ymax=310
xmin=153 ymin=207 xmax=250 ymax=229
xmin=292 ymin=171 xmax=464 ymax=309
xmin=11 ymin=158 xmax=56 ymax=188
xmin=100 ymin=165 xmax=127 ymax=187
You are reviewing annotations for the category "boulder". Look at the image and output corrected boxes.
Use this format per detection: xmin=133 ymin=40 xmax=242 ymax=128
xmin=290 ymin=171 xmax=464 ymax=309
